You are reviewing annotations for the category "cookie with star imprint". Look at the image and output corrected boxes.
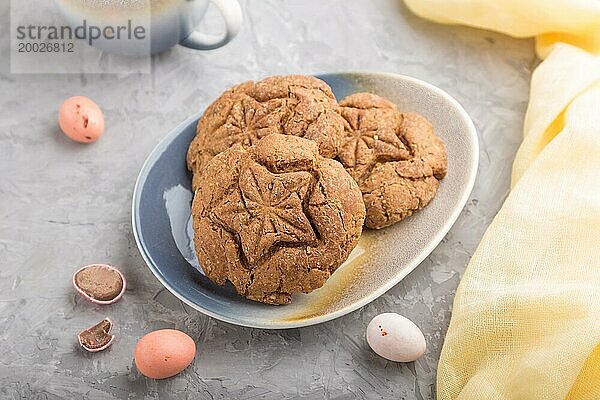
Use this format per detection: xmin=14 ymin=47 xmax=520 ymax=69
xmin=187 ymin=75 xmax=346 ymax=191
xmin=191 ymin=134 xmax=366 ymax=305
xmin=337 ymin=93 xmax=447 ymax=229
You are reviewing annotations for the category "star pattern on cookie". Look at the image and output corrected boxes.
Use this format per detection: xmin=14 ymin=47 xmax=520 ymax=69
xmin=339 ymin=111 xmax=411 ymax=169
xmin=215 ymin=97 xmax=289 ymax=148
xmin=212 ymin=162 xmax=317 ymax=264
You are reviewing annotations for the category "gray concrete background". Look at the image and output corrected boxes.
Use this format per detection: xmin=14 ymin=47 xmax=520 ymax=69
xmin=0 ymin=1 xmax=535 ymax=398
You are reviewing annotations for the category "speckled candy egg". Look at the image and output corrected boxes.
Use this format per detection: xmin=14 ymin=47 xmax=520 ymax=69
xmin=59 ymin=96 xmax=105 ymax=143
xmin=134 ymin=329 xmax=196 ymax=379
xmin=366 ymin=313 xmax=426 ymax=362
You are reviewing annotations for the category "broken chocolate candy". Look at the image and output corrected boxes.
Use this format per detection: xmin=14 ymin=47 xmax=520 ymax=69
xmin=78 ymin=318 xmax=115 ymax=352
xmin=73 ymin=264 xmax=126 ymax=304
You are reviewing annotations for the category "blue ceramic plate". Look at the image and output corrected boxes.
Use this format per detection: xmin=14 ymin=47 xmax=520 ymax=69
xmin=132 ymin=72 xmax=478 ymax=329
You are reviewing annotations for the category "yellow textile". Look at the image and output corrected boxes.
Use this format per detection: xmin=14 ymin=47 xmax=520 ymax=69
xmin=403 ymin=1 xmax=600 ymax=399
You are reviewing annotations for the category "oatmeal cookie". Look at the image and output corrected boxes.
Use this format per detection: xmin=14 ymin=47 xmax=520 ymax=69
xmin=192 ymin=134 xmax=365 ymax=305
xmin=337 ymin=93 xmax=447 ymax=229
xmin=187 ymin=75 xmax=345 ymax=190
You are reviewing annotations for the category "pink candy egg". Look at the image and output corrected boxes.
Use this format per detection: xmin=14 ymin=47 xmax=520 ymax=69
xmin=59 ymin=96 xmax=105 ymax=143
xmin=135 ymin=330 xmax=196 ymax=379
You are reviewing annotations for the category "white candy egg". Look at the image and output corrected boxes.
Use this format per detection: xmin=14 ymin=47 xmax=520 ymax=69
xmin=366 ymin=313 xmax=426 ymax=362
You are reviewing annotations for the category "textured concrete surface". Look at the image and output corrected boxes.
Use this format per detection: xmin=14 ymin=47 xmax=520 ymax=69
xmin=0 ymin=1 xmax=536 ymax=399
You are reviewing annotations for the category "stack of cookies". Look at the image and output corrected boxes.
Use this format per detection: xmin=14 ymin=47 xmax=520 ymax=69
xmin=186 ymin=75 xmax=447 ymax=305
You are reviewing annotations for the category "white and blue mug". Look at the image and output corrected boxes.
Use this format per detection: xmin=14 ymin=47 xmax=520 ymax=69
xmin=56 ymin=0 xmax=243 ymax=56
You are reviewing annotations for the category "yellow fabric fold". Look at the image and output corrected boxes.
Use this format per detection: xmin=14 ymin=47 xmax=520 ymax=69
xmin=403 ymin=1 xmax=600 ymax=399
xmin=403 ymin=0 xmax=600 ymax=56
xmin=514 ymin=46 xmax=600 ymax=185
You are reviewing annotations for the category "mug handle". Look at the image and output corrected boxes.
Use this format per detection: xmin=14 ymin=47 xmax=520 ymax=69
xmin=180 ymin=0 xmax=243 ymax=50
